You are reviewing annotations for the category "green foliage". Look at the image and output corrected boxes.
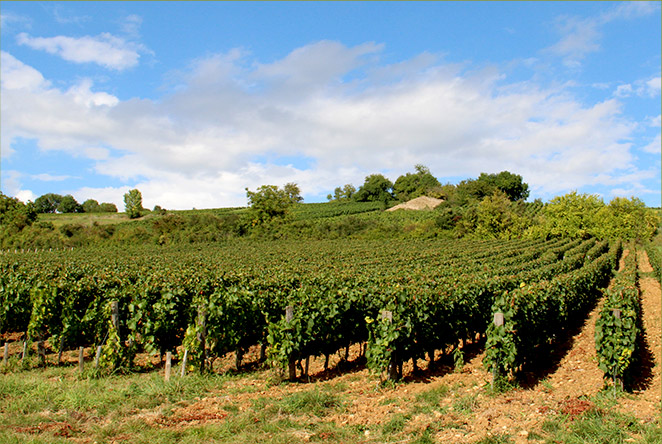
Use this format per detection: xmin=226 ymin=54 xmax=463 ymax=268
xmin=34 ymin=193 xmax=64 ymax=213
xmin=82 ymin=199 xmax=100 ymax=213
xmin=283 ymin=182 xmax=303 ymax=204
xmin=595 ymin=248 xmax=640 ymax=388
xmin=124 ymin=189 xmax=144 ymax=219
xmin=539 ymin=191 xmax=605 ymax=238
xmin=537 ymin=193 xmax=659 ymax=240
xmin=353 ymin=174 xmax=394 ymax=203
xmin=57 ymin=194 xmax=82 ymax=213
xmin=328 ymin=184 xmax=356 ymax=202
xmin=455 ymin=171 xmax=529 ymax=204
xmin=457 ymin=191 xmax=532 ymax=240
xmin=392 ymin=164 xmax=441 ymax=202
xmin=484 ymin=241 xmax=620 ymax=378
xmin=246 ymin=184 xmax=298 ymax=222
xmin=593 ymin=197 xmax=660 ymax=240
xmin=0 ymin=193 xmax=37 ymax=234
xmin=99 ymin=202 xmax=118 ymax=213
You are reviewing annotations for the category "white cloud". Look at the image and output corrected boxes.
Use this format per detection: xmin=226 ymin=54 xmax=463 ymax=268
xmin=0 ymin=11 xmax=32 ymax=29
xmin=17 ymin=32 xmax=142 ymax=70
xmin=641 ymin=133 xmax=661 ymax=154
xmin=0 ymin=45 xmax=654 ymax=209
xmin=121 ymin=15 xmax=143 ymax=38
xmin=0 ymin=51 xmax=50 ymax=91
xmin=547 ymin=2 xmax=659 ymax=68
xmin=615 ymin=75 xmax=661 ymax=98
xmin=3 ymin=171 xmax=36 ymax=203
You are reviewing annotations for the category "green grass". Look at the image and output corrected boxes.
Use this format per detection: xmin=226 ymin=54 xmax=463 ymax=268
xmin=39 ymin=212 xmax=130 ymax=227
xmin=1 ymin=364 xmax=660 ymax=444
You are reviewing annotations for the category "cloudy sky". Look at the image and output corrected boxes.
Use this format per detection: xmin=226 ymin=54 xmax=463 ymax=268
xmin=1 ymin=1 xmax=660 ymax=210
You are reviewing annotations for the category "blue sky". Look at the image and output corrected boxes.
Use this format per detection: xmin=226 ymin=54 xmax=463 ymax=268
xmin=1 ymin=1 xmax=660 ymax=210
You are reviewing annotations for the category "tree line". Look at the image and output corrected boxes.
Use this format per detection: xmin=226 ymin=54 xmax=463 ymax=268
xmin=32 ymin=193 xmax=118 ymax=214
xmin=326 ymin=166 xmax=529 ymax=204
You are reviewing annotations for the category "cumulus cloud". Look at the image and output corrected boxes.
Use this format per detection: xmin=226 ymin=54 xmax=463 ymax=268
xmin=0 ymin=44 xmax=654 ymax=209
xmin=17 ymin=32 xmax=142 ymax=70
xmin=3 ymin=171 xmax=36 ymax=203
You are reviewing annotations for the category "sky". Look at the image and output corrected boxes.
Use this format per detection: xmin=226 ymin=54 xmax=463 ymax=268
xmin=1 ymin=1 xmax=660 ymax=210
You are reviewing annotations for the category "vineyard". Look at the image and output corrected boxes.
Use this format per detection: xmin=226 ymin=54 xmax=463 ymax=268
xmin=1 ymin=237 xmax=623 ymax=384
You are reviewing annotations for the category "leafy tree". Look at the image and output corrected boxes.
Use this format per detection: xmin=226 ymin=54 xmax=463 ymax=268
xmin=455 ymin=171 xmax=529 ymax=204
xmin=539 ymin=191 xmax=604 ymax=239
xmin=487 ymin=171 xmax=529 ymax=201
xmin=34 ymin=193 xmax=63 ymax=213
xmin=99 ymin=202 xmax=118 ymax=213
xmin=82 ymin=199 xmax=100 ymax=213
xmin=283 ymin=182 xmax=304 ymax=204
xmin=0 ymin=193 xmax=37 ymax=232
xmin=593 ymin=197 xmax=659 ymax=240
xmin=124 ymin=189 xmax=144 ymax=219
xmin=58 ymin=195 xmax=82 ymax=213
xmin=246 ymin=184 xmax=294 ymax=222
xmin=328 ymin=184 xmax=356 ymax=202
xmin=353 ymin=174 xmax=394 ymax=203
xmin=473 ymin=191 xmax=530 ymax=239
xmin=393 ymin=164 xmax=441 ymax=202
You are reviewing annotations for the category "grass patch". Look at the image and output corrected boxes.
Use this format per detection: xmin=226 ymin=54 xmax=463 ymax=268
xmin=474 ymin=434 xmax=514 ymax=444
xmin=381 ymin=412 xmax=410 ymax=435
xmin=276 ymin=388 xmax=343 ymax=417
xmin=538 ymin=401 xmax=651 ymax=444
xmin=452 ymin=393 xmax=479 ymax=415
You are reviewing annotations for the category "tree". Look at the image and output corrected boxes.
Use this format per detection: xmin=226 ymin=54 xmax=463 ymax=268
xmin=455 ymin=171 xmax=529 ymax=204
xmin=392 ymin=164 xmax=441 ymax=201
xmin=246 ymin=184 xmax=293 ymax=222
xmin=99 ymin=202 xmax=118 ymax=213
xmin=58 ymin=195 xmax=82 ymax=213
xmin=539 ymin=191 xmax=604 ymax=239
xmin=593 ymin=197 xmax=660 ymax=240
xmin=283 ymin=182 xmax=303 ymax=204
xmin=124 ymin=189 xmax=143 ymax=219
xmin=34 ymin=193 xmax=63 ymax=213
xmin=353 ymin=174 xmax=394 ymax=202
xmin=0 ymin=193 xmax=37 ymax=232
xmin=82 ymin=199 xmax=100 ymax=213
xmin=485 ymin=171 xmax=529 ymax=201
xmin=328 ymin=184 xmax=356 ymax=202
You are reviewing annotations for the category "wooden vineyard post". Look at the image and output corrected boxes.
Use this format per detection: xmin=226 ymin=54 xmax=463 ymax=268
xmin=111 ymin=301 xmax=120 ymax=334
xmin=381 ymin=310 xmax=398 ymax=381
xmin=180 ymin=349 xmax=188 ymax=377
xmin=94 ymin=345 xmax=102 ymax=369
xmin=286 ymin=306 xmax=296 ymax=381
xmin=78 ymin=347 xmax=85 ymax=373
xmin=197 ymin=309 xmax=207 ymax=373
xmin=37 ymin=341 xmax=46 ymax=366
xmin=612 ymin=309 xmax=623 ymax=393
xmin=3 ymin=343 xmax=8 ymax=366
xmin=165 ymin=352 xmax=172 ymax=382
xmin=21 ymin=339 xmax=28 ymax=364
xmin=492 ymin=312 xmax=505 ymax=389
